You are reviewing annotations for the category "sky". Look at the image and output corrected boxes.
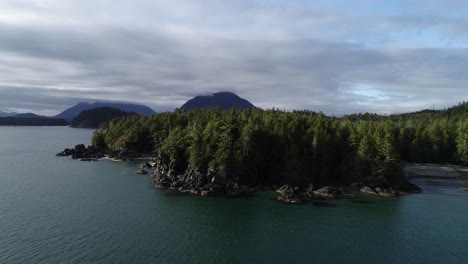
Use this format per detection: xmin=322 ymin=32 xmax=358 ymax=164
xmin=1 ymin=0 xmax=468 ymax=116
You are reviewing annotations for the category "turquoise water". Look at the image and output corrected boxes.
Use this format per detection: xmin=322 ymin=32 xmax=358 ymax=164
xmin=0 ymin=127 xmax=467 ymax=264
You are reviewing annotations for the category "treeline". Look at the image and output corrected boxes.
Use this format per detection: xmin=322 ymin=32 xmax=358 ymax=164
xmin=0 ymin=117 xmax=68 ymax=126
xmin=91 ymin=102 xmax=468 ymax=186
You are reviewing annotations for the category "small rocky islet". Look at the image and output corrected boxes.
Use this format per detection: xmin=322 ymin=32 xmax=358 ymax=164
xmin=56 ymin=144 xmax=146 ymax=161
xmin=274 ymin=181 xmax=421 ymax=204
xmin=57 ymin=144 xmax=422 ymax=204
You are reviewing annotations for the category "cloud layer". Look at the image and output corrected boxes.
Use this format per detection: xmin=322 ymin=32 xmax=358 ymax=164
xmin=1 ymin=0 xmax=467 ymax=115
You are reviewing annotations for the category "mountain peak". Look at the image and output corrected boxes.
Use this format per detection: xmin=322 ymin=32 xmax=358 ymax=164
xmin=180 ymin=92 xmax=256 ymax=110
xmin=14 ymin=113 xmax=45 ymax=118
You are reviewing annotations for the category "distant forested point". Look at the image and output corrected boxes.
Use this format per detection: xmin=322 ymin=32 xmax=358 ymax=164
xmin=89 ymin=102 xmax=468 ymax=188
xmin=0 ymin=116 xmax=68 ymax=126
xmin=55 ymin=101 xmax=155 ymax=121
xmin=71 ymin=107 xmax=137 ymax=129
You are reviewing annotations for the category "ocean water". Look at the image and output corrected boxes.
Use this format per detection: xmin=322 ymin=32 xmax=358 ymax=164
xmin=0 ymin=126 xmax=467 ymax=264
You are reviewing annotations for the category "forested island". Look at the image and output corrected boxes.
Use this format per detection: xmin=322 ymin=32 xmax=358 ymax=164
xmin=0 ymin=102 xmax=155 ymax=127
xmin=55 ymin=101 xmax=155 ymax=121
xmin=0 ymin=115 xmax=68 ymax=126
xmin=58 ymin=102 xmax=468 ymax=203
xmin=71 ymin=107 xmax=137 ymax=128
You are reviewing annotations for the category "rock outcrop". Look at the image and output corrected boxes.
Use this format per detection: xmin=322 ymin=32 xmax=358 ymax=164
xmin=358 ymin=181 xmax=422 ymax=197
xmin=152 ymin=157 xmax=253 ymax=197
xmin=56 ymin=144 xmax=105 ymax=160
xmin=56 ymin=144 xmax=149 ymax=161
xmin=275 ymin=185 xmax=355 ymax=203
xmin=274 ymin=179 xmax=421 ymax=204
xmin=275 ymin=185 xmax=303 ymax=204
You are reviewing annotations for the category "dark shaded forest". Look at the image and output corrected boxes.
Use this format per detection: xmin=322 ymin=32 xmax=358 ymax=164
xmin=91 ymin=102 xmax=468 ymax=187
xmin=71 ymin=107 xmax=136 ymax=128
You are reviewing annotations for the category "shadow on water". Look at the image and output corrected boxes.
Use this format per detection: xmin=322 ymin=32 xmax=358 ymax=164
xmin=349 ymin=199 xmax=375 ymax=204
xmin=161 ymin=189 xmax=263 ymax=199
xmin=160 ymin=189 xmax=192 ymax=197
xmin=312 ymin=201 xmax=337 ymax=207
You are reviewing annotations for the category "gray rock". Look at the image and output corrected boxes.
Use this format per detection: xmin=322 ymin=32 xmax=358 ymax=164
xmin=360 ymin=186 xmax=379 ymax=196
xmin=275 ymin=185 xmax=303 ymax=204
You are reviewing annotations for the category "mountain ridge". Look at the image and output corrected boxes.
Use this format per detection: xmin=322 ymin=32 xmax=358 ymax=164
xmin=0 ymin=111 xmax=16 ymax=117
xmin=55 ymin=102 xmax=155 ymax=121
xmin=14 ymin=113 xmax=48 ymax=118
xmin=71 ymin=107 xmax=137 ymax=128
xmin=180 ymin=92 xmax=256 ymax=110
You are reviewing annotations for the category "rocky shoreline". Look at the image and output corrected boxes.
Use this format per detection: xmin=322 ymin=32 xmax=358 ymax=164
xmin=57 ymin=145 xmax=423 ymax=204
xmin=148 ymin=157 xmax=422 ymax=203
xmin=274 ymin=181 xmax=421 ymax=204
xmin=56 ymin=144 xmax=150 ymax=161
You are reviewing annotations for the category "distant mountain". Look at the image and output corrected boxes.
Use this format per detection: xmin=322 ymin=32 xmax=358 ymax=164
xmin=14 ymin=113 xmax=47 ymax=118
xmin=71 ymin=107 xmax=137 ymax=128
xmin=180 ymin=92 xmax=256 ymax=110
xmin=0 ymin=116 xmax=68 ymax=126
xmin=0 ymin=111 xmax=16 ymax=117
xmin=55 ymin=102 xmax=155 ymax=121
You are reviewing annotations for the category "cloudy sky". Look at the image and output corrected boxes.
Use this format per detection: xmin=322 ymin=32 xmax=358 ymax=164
xmin=1 ymin=0 xmax=467 ymax=115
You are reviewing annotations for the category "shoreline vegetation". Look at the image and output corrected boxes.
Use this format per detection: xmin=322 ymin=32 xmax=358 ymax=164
xmin=57 ymin=104 xmax=467 ymax=203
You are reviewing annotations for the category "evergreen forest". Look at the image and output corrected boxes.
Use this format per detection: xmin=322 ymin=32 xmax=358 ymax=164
xmin=91 ymin=102 xmax=468 ymax=186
